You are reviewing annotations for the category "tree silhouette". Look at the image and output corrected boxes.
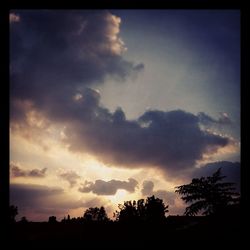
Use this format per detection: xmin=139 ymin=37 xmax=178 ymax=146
xmin=175 ymin=168 xmax=240 ymax=216
xmin=10 ymin=205 xmax=18 ymax=223
xmin=145 ymin=195 xmax=169 ymax=222
xmin=97 ymin=206 xmax=108 ymax=221
xmin=48 ymin=216 xmax=57 ymax=223
xmin=116 ymin=195 xmax=169 ymax=222
xmin=20 ymin=216 xmax=28 ymax=224
xmin=83 ymin=206 xmax=108 ymax=221
xmin=117 ymin=200 xmax=138 ymax=222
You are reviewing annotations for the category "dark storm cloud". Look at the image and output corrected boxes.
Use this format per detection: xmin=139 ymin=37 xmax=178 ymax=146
xmin=141 ymin=181 xmax=176 ymax=205
xmin=63 ymin=105 xmax=229 ymax=175
xmin=10 ymin=10 xmax=143 ymax=123
xmin=10 ymin=10 xmax=231 ymax=176
xmin=10 ymin=163 xmax=47 ymax=178
xmin=59 ymin=170 xmax=80 ymax=188
xmin=78 ymin=178 xmax=138 ymax=195
xmin=192 ymin=161 xmax=240 ymax=191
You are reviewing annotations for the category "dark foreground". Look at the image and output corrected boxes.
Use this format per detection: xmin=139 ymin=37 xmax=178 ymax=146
xmin=10 ymin=215 xmax=240 ymax=243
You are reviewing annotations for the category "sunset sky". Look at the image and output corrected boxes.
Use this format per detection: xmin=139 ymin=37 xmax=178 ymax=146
xmin=10 ymin=10 xmax=240 ymax=221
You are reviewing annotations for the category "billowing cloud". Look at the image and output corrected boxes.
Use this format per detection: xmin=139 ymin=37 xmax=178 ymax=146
xmin=10 ymin=10 xmax=143 ymax=124
xmin=78 ymin=178 xmax=138 ymax=195
xmin=10 ymin=163 xmax=47 ymax=178
xmin=10 ymin=13 xmax=20 ymax=23
xmin=59 ymin=170 xmax=80 ymax=188
xmin=141 ymin=180 xmax=176 ymax=206
xmin=62 ymin=106 xmax=230 ymax=175
xmin=10 ymin=10 xmax=231 ymax=178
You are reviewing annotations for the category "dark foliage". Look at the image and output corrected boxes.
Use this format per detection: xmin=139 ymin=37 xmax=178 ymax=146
xmin=48 ymin=216 xmax=57 ymax=223
xmin=83 ymin=206 xmax=109 ymax=222
xmin=115 ymin=195 xmax=169 ymax=222
xmin=175 ymin=168 xmax=240 ymax=216
xmin=19 ymin=216 xmax=28 ymax=224
xmin=9 ymin=171 xmax=241 ymax=242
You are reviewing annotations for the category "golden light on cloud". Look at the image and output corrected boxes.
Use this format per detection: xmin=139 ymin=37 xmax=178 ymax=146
xmin=26 ymin=110 xmax=50 ymax=129
xmin=9 ymin=10 xmax=240 ymax=227
xmin=73 ymin=93 xmax=83 ymax=101
xmin=104 ymin=13 xmax=127 ymax=55
xmin=196 ymin=136 xmax=240 ymax=167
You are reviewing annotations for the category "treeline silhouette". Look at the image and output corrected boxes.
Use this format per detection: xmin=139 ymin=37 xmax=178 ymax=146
xmin=10 ymin=169 xmax=240 ymax=241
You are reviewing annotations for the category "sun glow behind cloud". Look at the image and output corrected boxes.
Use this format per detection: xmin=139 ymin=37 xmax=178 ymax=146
xmin=10 ymin=10 xmax=240 ymax=221
xmin=10 ymin=99 xmax=239 ymax=220
xmin=10 ymin=119 xmax=188 ymax=220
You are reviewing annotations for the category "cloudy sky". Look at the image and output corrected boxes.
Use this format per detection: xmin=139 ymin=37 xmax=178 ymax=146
xmin=10 ymin=10 xmax=240 ymax=221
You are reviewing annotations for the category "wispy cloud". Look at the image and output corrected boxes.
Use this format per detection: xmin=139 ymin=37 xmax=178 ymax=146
xmin=10 ymin=163 xmax=47 ymax=178
xmin=59 ymin=170 xmax=80 ymax=188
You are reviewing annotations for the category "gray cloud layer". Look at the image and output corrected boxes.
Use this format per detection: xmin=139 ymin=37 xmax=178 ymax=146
xmin=10 ymin=183 xmax=108 ymax=221
xmin=79 ymin=178 xmax=138 ymax=195
xmin=10 ymin=163 xmax=47 ymax=178
xmin=10 ymin=183 xmax=63 ymax=208
xmin=10 ymin=10 xmax=231 ymax=177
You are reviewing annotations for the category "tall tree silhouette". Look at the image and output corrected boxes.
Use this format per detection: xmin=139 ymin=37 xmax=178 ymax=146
xmin=175 ymin=168 xmax=240 ymax=216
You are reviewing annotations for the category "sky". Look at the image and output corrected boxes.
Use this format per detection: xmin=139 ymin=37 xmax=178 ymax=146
xmin=10 ymin=10 xmax=240 ymax=221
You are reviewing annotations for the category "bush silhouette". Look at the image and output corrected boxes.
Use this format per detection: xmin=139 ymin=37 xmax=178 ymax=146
xmin=20 ymin=216 xmax=28 ymax=224
xmin=83 ymin=206 xmax=109 ymax=222
xmin=115 ymin=195 xmax=169 ymax=222
xmin=48 ymin=216 xmax=57 ymax=223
